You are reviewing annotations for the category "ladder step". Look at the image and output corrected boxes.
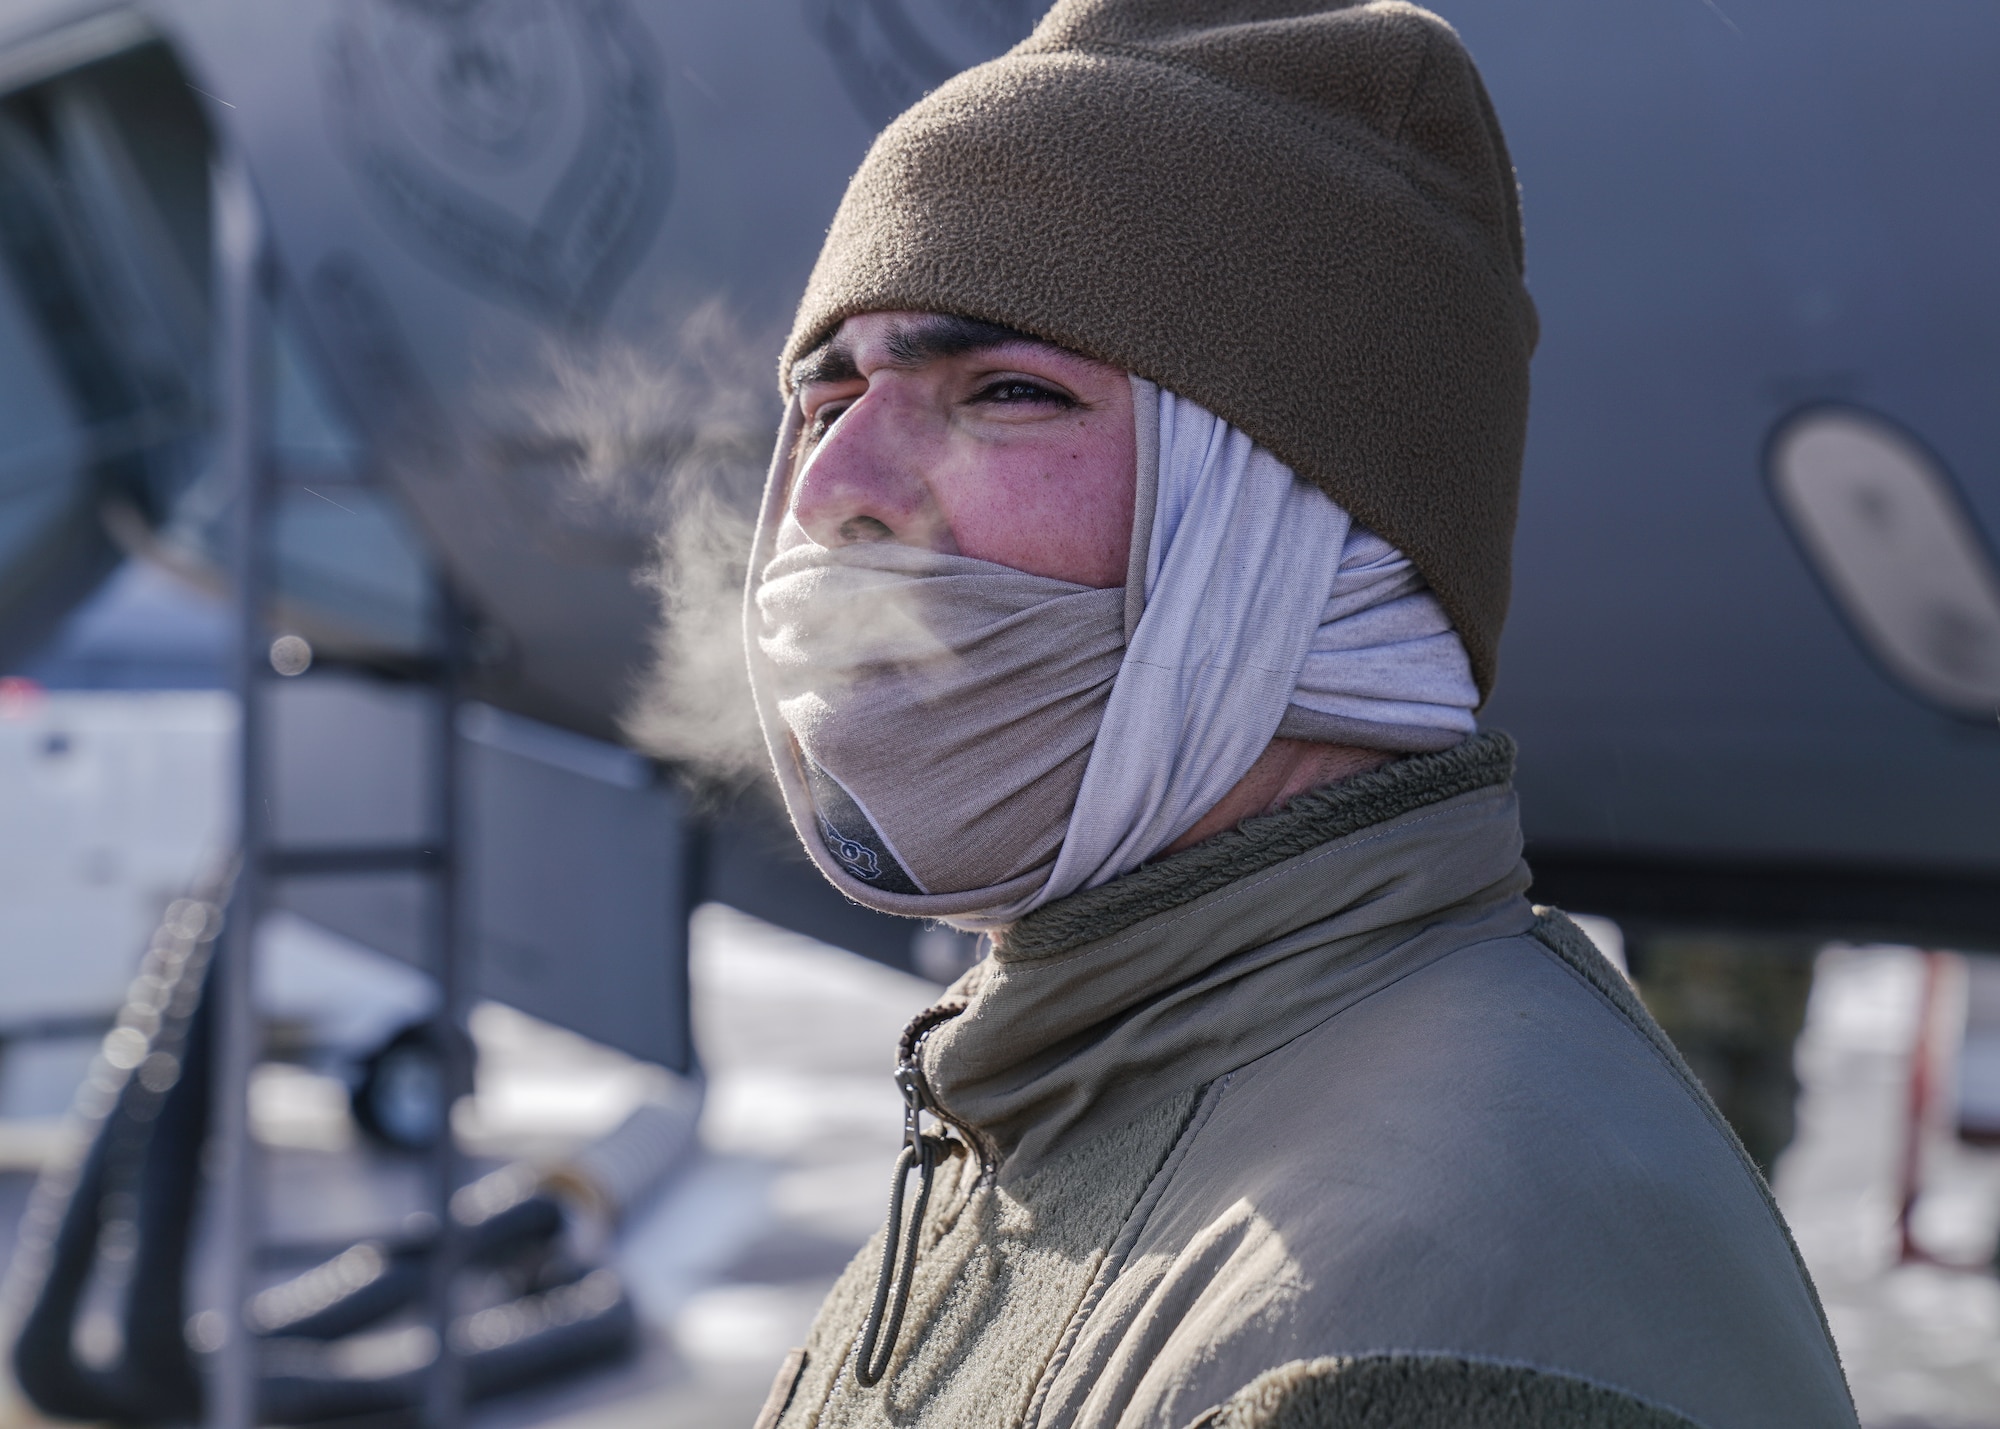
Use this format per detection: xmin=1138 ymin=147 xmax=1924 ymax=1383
xmin=264 ymin=845 xmax=446 ymax=877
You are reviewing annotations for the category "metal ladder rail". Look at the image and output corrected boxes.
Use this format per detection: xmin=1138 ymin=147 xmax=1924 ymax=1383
xmin=208 ymin=155 xmax=473 ymax=1429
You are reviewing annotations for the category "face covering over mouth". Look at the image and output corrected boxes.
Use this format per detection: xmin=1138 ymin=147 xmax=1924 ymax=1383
xmin=744 ymin=379 xmax=1481 ymax=929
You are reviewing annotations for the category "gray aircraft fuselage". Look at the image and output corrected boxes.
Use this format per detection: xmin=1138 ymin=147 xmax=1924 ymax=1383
xmin=0 ymin=0 xmax=1994 ymax=950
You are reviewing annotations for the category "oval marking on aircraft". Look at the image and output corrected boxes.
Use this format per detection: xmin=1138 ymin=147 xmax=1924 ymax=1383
xmin=1769 ymin=405 xmax=2000 ymax=718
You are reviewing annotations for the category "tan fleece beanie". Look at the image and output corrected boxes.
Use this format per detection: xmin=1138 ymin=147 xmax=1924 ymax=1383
xmin=781 ymin=0 xmax=1536 ymax=697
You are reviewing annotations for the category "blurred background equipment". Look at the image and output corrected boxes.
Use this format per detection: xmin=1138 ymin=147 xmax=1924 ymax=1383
xmin=1622 ymin=930 xmax=1820 ymax=1177
xmin=3 ymin=886 xmax=691 ymax=1426
xmin=0 ymin=0 xmax=1992 ymax=1425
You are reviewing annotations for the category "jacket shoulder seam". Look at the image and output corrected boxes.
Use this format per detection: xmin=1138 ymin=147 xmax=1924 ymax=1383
xmin=1018 ymin=1076 xmax=1233 ymax=1429
xmin=1525 ymin=907 xmax=1847 ymax=1376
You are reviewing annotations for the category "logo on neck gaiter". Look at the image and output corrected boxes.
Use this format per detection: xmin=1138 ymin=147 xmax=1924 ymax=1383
xmin=817 ymin=814 xmax=880 ymax=878
xmin=800 ymin=754 xmax=925 ymax=896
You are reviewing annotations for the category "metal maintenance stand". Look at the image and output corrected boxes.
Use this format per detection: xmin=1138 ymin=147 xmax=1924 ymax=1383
xmin=207 ymin=157 xmax=473 ymax=1429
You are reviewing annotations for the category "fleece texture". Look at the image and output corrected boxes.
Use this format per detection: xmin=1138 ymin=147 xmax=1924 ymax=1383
xmin=784 ymin=1092 xmax=1201 ymax=1429
xmin=1195 ymin=1354 xmax=1704 ymax=1429
xmin=928 ymin=759 xmax=1537 ymax=1180
xmin=763 ymin=750 xmax=1858 ymax=1429
xmin=781 ymin=0 xmax=1538 ymax=696
xmin=997 ymin=730 xmax=1516 ymax=962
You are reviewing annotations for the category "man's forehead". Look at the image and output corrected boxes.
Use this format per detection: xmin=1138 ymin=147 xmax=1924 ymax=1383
xmin=791 ymin=313 xmax=1065 ymax=387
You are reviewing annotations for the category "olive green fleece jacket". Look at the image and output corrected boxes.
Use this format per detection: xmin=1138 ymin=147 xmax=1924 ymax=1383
xmin=753 ymin=736 xmax=1856 ymax=1429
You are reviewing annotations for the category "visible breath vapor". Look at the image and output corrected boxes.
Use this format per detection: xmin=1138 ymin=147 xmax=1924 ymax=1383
xmin=530 ymin=301 xmax=975 ymax=799
xmin=523 ymin=301 xmax=777 ymax=789
xmin=629 ymin=474 xmax=768 ymax=787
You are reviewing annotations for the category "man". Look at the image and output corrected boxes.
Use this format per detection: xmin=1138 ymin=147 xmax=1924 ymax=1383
xmin=739 ymin=2 xmax=1856 ymax=1425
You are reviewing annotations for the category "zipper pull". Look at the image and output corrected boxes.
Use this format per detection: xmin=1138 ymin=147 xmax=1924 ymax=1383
xmin=853 ymin=1053 xmax=942 ymax=1386
xmin=896 ymin=1064 xmax=927 ymax=1152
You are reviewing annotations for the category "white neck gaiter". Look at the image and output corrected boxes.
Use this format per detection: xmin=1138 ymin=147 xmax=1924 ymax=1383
xmin=745 ymin=378 xmax=1479 ymax=928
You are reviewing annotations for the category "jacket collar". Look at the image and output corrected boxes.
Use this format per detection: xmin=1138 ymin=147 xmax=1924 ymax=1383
xmin=917 ymin=732 xmax=1535 ymax=1182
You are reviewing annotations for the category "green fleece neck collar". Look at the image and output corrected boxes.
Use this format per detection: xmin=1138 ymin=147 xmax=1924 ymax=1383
xmin=926 ymin=732 xmax=1532 ymax=1180
xmin=997 ymin=731 xmax=1517 ymax=962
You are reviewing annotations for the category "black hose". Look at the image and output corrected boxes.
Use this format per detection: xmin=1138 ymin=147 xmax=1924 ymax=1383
xmin=7 ymin=893 xmax=217 ymax=1423
xmin=249 ymin=1169 xmax=563 ymax=1341
xmin=257 ymin=1270 xmax=635 ymax=1425
xmin=3 ymin=885 xmax=643 ymax=1425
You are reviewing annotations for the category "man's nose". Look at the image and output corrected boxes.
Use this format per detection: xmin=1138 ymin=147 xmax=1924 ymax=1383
xmin=789 ymin=389 xmax=958 ymax=553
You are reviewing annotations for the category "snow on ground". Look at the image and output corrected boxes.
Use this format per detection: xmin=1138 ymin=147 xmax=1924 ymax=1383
xmin=1776 ymin=945 xmax=2000 ymax=1428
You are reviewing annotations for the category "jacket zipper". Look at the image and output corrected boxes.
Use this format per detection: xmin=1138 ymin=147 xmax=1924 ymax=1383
xmin=852 ymin=1003 xmax=973 ymax=1387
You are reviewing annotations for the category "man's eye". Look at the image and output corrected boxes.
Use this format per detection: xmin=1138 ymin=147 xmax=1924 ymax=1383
xmin=805 ymin=402 xmax=851 ymax=443
xmin=973 ymin=379 xmax=1073 ymax=407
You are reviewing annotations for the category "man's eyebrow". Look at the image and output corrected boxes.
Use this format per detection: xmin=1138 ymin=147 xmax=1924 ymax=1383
xmin=791 ymin=337 xmax=860 ymax=389
xmin=791 ymin=315 xmax=1061 ymax=390
xmin=881 ymin=314 xmax=1043 ymax=367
